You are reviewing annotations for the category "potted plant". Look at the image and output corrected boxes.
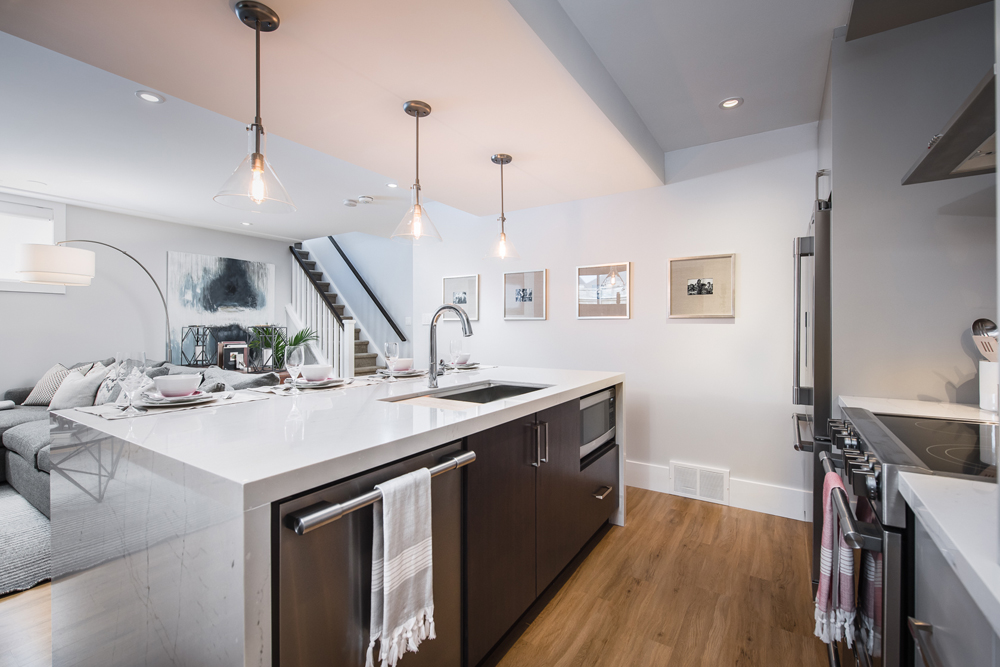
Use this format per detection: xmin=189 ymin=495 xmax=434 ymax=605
xmin=248 ymin=326 xmax=319 ymax=371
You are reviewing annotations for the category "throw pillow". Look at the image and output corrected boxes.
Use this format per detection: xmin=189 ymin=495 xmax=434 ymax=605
xmin=22 ymin=364 xmax=72 ymax=406
xmin=49 ymin=363 xmax=107 ymax=411
xmin=0 ymin=400 xmax=13 ymax=411
xmin=94 ymin=363 xmax=119 ymax=405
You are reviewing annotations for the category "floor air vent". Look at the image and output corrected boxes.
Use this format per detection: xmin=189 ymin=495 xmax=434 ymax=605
xmin=669 ymin=462 xmax=730 ymax=505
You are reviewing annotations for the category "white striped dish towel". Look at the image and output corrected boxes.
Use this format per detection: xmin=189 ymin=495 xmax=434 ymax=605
xmin=367 ymin=468 xmax=436 ymax=667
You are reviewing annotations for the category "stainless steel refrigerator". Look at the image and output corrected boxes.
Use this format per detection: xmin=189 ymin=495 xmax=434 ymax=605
xmin=792 ymin=172 xmax=832 ymax=591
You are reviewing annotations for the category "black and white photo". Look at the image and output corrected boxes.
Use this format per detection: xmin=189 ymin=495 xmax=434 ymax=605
xmin=687 ymin=278 xmax=714 ymax=295
xmin=515 ymin=288 xmax=532 ymax=303
xmin=442 ymin=275 xmax=479 ymax=320
xmin=452 ymin=291 xmax=468 ymax=305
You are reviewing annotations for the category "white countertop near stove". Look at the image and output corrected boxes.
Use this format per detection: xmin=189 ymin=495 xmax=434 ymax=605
xmin=57 ymin=366 xmax=624 ymax=508
xmin=839 ymin=395 xmax=999 ymax=422
xmin=898 ymin=472 xmax=1000 ymax=636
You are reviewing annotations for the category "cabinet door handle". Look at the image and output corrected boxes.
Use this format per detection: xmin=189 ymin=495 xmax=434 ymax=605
xmin=532 ymin=424 xmax=541 ymax=467
xmin=540 ymin=421 xmax=549 ymax=463
xmin=594 ymin=486 xmax=613 ymax=500
xmin=908 ymin=618 xmax=946 ymax=667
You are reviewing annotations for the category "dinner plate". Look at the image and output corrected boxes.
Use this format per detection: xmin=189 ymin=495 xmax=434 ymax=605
xmin=377 ymin=368 xmax=426 ymax=377
xmin=136 ymin=391 xmax=217 ymax=408
xmin=443 ymin=362 xmax=480 ymax=369
xmin=289 ymin=378 xmax=347 ymax=388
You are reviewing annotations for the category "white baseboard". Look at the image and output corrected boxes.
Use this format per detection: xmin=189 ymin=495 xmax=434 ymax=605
xmin=624 ymin=460 xmax=812 ymax=523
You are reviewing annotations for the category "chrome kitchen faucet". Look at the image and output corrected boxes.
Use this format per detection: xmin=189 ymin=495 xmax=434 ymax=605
xmin=428 ymin=304 xmax=473 ymax=388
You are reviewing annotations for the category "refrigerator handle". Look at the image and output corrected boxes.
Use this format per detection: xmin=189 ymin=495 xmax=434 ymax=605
xmin=793 ymin=235 xmax=814 ymax=405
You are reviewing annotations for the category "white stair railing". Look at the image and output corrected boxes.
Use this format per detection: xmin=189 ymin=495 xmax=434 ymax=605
xmin=290 ymin=256 xmax=355 ymax=378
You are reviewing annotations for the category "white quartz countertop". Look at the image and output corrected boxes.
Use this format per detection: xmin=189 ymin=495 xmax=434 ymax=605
xmin=898 ymin=472 xmax=1000 ymax=636
xmin=57 ymin=366 xmax=623 ymax=509
xmin=839 ymin=396 xmax=999 ymax=422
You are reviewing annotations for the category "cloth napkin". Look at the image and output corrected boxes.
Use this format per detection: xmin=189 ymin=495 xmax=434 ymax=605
xmin=814 ymin=470 xmax=855 ymax=647
xmin=367 ymin=468 xmax=436 ymax=667
xmin=857 ymin=500 xmax=882 ymax=656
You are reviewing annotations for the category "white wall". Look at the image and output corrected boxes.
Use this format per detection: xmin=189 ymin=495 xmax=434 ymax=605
xmin=413 ymin=123 xmax=819 ymax=521
xmin=0 ymin=204 xmax=292 ymax=388
xmin=303 ymin=232 xmax=414 ymax=359
xmin=831 ymin=4 xmax=996 ymax=407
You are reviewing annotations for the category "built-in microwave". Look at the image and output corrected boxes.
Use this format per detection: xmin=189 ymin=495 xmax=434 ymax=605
xmin=580 ymin=387 xmax=616 ymax=459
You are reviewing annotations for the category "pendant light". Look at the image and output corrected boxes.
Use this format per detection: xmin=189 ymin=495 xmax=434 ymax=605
xmin=391 ymin=101 xmax=442 ymax=242
xmin=601 ymin=264 xmax=626 ymax=289
xmin=214 ymin=2 xmax=295 ymax=213
xmin=485 ymin=154 xmax=520 ymax=260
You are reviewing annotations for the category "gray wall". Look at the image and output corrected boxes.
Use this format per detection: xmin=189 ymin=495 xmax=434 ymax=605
xmin=0 ymin=205 xmax=292 ymax=388
xmin=831 ymin=3 xmax=997 ymax=406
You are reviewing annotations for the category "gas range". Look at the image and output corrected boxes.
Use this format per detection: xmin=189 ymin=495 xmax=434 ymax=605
xmin=834 ymin=408 xmax=997 ymax=529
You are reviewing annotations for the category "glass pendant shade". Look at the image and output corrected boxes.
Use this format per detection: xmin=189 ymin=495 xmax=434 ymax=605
xmin=485 ymin=229 xmax=519 ymax=259
xmin=391 ymin=186 xmax=442 ymax=242
xmin=215 ymin=128 xmax=295 ymax=213
xmin=601 ymin=265 xmax=626 ymax=289
xmin=17 ymin=244 xmax=95 ymax=286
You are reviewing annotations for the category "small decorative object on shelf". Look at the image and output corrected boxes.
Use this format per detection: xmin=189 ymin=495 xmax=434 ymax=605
xmin=180 ymin=325 xmax=217 ymax=367
xmin=247 ymin=325 xmax=287 ymax=372
xmin=220 ymin=342 xmax=251 ymax=371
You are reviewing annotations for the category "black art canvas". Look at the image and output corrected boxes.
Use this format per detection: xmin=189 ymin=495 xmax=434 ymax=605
xmin=167 ymin=252 xmax=275 ymax=363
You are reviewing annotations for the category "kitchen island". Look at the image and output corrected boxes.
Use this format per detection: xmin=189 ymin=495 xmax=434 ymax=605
xmin=48 ymin=366 xmax=625 ymax=667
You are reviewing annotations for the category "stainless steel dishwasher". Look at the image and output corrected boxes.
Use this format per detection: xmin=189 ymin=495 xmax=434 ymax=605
xmin=275 ymin=441 xmax=473 ymax=667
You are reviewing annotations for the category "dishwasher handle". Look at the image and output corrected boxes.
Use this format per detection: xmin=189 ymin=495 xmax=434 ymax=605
xmin=286 ymin=450 xmax=477 ymax=535
xmin=909 ymin=618 xmax=946 ymax=667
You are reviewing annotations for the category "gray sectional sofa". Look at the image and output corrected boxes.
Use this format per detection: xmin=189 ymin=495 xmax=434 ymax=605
xmin=1 ymin=362 xmax=282 ymax=519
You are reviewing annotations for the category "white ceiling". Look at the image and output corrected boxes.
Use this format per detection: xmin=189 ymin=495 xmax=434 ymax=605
xmin=0 ymin=32 xmax=409 ymax=241
xmin=0 ymin=0 xmax=661 ymax=233
xmin=556 ymin=0 xmax=852 ymax=152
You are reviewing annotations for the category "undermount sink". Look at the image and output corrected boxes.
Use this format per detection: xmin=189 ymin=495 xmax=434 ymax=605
xmin=383 ymin=381 xmax=549 ymax=404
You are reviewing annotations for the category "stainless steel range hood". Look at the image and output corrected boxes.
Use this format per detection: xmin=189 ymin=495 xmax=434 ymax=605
xmin=902 ymin=67 xmax=995 ymax=186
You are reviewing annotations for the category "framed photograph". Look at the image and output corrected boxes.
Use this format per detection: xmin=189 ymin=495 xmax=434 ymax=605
xmin=442 ymin=274 xmax=479 ymax=320
xmin=669 ymin=254 xmax=735 ymax=318
xmin=577 ymin=263 xmax=630 ymax=319
xmin=504 ymin=270 xmax=546 ymax=320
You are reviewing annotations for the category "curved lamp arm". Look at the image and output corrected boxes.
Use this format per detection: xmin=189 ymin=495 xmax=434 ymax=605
xmin=60 ymin=240 xmax=172 ymax=363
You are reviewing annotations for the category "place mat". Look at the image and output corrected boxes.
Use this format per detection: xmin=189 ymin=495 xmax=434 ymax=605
xmin=74 ymin=391 xmax=268 ymax=420
xmin=249 ymin=377 xmax=380 ymax=396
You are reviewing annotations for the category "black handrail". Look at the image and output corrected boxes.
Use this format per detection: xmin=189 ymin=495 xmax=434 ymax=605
xmin=326 ymin=236 xmax=407 ymax=341
xmin=289 ymin=246 xmax=345 ymax=329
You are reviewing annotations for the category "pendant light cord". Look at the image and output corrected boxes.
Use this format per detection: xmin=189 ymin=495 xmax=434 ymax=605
xmin=499 ymin=160 xmax=505 ymax=233
xmin=415 ymin=114 xmax=420 ymax=190
xmin=254 ymin=18 xmax=262 ymax=154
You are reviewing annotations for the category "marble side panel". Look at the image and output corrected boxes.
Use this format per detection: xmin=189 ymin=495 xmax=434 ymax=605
xmin=50 ymin=414 xmax=245 ymax=666
xmin=244 ymin=503 xmax=272 ymax=667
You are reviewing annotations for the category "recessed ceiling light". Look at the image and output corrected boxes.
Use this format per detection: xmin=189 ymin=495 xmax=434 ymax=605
xmin=386 ymin=183 xmax=398 ymax=188
xmin=136 ymin=90 xmax=165 ymax=104
xmin=241 ymin=221 xmax=252 ymax=226
xmin=719 ymin=97 xmax=744 ymax=109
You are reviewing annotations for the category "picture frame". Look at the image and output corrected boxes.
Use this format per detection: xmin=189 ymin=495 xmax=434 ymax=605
xmin=442 ymin=274 xmax=479 ymax=321
xmin=577 ymin=262 xmax=630 ymax=319
xmin=668 ymin=253 xmax=735 ymax=318
xmin=503 ymin=270 xmax=546 ymax=320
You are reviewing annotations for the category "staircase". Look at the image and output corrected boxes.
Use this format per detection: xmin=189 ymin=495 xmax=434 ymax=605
xmin=291 ymin=243 xmax=380 ymax=376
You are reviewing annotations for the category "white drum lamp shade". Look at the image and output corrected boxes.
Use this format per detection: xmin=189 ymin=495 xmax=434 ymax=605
xmin=17 ymin=244 xmax=96 ymax=286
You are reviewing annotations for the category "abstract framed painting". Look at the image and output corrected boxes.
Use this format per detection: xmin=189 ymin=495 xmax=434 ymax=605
xmin=503 ymin=270 xmax=546 ymax=320
xmin=577 ymin=262 xmax=629 ymax=319
xmin=442 ymin=274 xmax=479 ymax=320
xmin=668 ymin=253 xmax=735 ymax=318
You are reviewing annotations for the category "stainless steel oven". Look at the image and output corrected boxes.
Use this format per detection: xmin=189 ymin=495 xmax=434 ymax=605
xmin=580 ymin=387 xmax=615 ymax=459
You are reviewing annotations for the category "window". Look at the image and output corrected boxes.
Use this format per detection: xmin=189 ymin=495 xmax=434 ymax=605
xmin=0 ymin=194 xmax=67 ymax=294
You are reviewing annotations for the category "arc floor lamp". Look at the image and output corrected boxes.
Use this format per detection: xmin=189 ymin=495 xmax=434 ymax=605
xmin=17 ymin=241 xmax=173 ymax=363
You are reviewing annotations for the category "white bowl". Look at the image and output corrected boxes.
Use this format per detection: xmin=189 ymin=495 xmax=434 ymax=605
xmin=456 ymin=352 xmax=472 ymax=365
xmin=300 ymin=364 xmax=333 ymax=381
xmin=153 ymin=374 xmax=201 ymax=398
xmin=389 ymin=358 xmax=413 ymax=372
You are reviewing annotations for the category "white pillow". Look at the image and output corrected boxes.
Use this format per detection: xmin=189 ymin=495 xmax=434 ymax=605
xmin=49 ymin=363 xmax=108 ymax=411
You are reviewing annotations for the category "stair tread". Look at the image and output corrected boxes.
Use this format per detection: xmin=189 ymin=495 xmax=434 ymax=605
xmin=354 ymin=366 xmax=379 ymax=376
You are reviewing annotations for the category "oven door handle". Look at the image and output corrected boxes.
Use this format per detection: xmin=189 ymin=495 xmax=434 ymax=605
xmin=909 ymin=618 xmax=947 ymax=667
xmin=819 ymin=452 xmax=883 ymax=551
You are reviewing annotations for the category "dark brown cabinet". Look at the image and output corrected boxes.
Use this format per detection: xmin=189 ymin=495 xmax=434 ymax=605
xmin=465 ymin=398 xmax=619 ymax=667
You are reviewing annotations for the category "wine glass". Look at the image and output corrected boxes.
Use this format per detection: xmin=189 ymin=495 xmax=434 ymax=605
xmin=384 ymin=342 xmax=399 ymax=382
xmin=285 ymin=345 xmax=305 ymax=394
xmin=449 ymin=339 xmax=463 ymax=367
xmin=115 ymin=351 xmax=147 ymax=416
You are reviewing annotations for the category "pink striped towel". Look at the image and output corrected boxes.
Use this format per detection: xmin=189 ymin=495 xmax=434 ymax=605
xmin=857 ymin=500 xmax=882 ymax=656
xmin=814 ymin=471 xmax=855 ymax=647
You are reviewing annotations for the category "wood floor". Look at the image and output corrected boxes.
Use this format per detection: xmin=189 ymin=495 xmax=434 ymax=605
xmin=497 ymin=487 xmax=825 ymax=667
xmin=0 ymin=489 xmax=822 ymax=667
xmin=0 ymin=583 xmax=50 ymax=667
